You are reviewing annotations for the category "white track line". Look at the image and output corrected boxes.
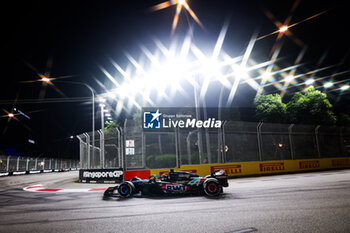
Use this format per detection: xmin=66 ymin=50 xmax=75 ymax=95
xmin=23 ymin=184 xmax=107 ymax=193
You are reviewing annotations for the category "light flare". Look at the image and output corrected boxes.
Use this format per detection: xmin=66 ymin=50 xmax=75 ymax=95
xmin=284 ymin=75 xmax=295 ymax=83
xmin=324 ymin=82 xmax=334 ymax=88
xmin=150 ymin=0 xmax=202 ymax=34
xmin=340 ymin=85 xmax=350 ymax=91
xmin=279 ymin=25 xmax=289 ymax=33
xmin=305 ymin=78 xmax=315 ymax=86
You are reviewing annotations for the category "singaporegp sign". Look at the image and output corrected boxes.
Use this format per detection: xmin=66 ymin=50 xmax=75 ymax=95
xmin=79 ymin=169 xmax=123 ymax=183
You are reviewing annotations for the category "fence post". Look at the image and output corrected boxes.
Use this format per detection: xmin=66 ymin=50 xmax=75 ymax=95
xmin=26 ymin=157 xmax=29 ymax=171
xmin=6 ymin=156 xmax=10 ymax=172
xmin=101 ymin=129 xmax=105 ymax=169
xmin=115 ymin=127 xmax=121 ymax=168
xmin=288 ymin=124 xmax=295 ymax=160
xmin=84 ymin=133 xmax=91 ymax=169
xmin=42 ymin=158 xmax=45 ymax=170
xmin=221 ymin=121 xmax=227 ymax=163
xmin=16 ymin=157 xmax=20 ymax=171
xmin=186 ymin=131 xmax=196 ymax=165
xmin=177 ymin=128 xmax=182 ymax=167
xmin=121 ymin=127 xmax=124 ymax=171
xmin=315 ymin=125 xmax=321 ymax=158
xmin=98 ymin=130 xmax=104 ymax=169
xmin=49 ymin=159 xmax=52 ymax=170
xmin=217 ymin=127 xmax=222 ymax=163
xmin=76 ymin=135 xmax=86 ymax=169
xmin=141 ymin=131 xmax=145 ymax=169
xmin=123 ymin=119 xmax=127 ymax=172
xmin=257 ymin=122 xmax=263 ymax=161
xmin=175 ymin=129 xmax=179 ymax=168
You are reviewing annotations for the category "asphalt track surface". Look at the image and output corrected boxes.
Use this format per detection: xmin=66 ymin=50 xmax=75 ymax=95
xmin=0 ymin=170 xmax=349 ymax=233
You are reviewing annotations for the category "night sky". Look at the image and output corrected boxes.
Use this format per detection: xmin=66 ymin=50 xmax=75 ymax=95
xmin=1 ymin=0 xmax=349 ymax=159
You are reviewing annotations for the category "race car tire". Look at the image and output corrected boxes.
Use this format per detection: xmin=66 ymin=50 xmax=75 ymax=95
xmin=203 ymin=179 xmax=221 ymax=197
xmin=118 ymin=181 xmax=134 ymax=198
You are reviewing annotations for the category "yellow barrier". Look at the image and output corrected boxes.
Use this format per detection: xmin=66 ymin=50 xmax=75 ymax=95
xmin=150 ymin=157 xmax=350 ymax=177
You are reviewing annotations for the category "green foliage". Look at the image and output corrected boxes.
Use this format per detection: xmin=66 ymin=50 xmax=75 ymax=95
xmin=146 ymin=153 xmax=211 ymax=169
xmin=337 ymin=113 xmax=350 ymax=126
xmin=254 ymin=93 xmax=286 ymax=123
xmin=286 ymin=87 xmax=336 ymax=125
xmin=104 ymin=121 xmax=119 ymax=135
xmin=105 ymin=121 xmax=119 ymax=130
xmin=254 ymin=87 xmax=337 ymax=125
xmin=146 ymin=154 xmax=176 ymax=169
xmin=133 ymin=112 xmax=141 ymax=120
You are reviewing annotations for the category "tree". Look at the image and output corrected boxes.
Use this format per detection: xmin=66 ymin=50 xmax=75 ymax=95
xmin=286 ymin=86 xmax=336 ymax=125
xmin=104 ymin=121 xmax=119 ymax=136
xmin=254 ymin=93 xmax=286 ymax=123
xmin=337 ymin=113 xmax=350 ymax=126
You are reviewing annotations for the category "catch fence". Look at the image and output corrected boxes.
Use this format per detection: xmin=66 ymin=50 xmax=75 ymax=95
xmin=0 ymin=156 xmax=79 ymax=173
xmin=78 ymin=120 xmax=350 ymax=170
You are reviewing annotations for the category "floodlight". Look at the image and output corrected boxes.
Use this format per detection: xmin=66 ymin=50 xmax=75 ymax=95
xmin=106 ymin=92 xmax=116 ymax=99
xmin=340 ymin=85 xmax=349 ymax=91
xmin=279 ymin=25 xmax=288 ymax=33
xmin=261 ymin=71 xmax=273 ymax=81
xmin=178 ymin=0 xmax=186 ymax=5
xmin=305 ymin=78 xmax=315 ymax=85
xmin=233 ymin=65 xmax=249 ymax=79
xmin=284 ymin=75 xmax=295 ymax=83
xmin=324 ymin=82 xmax=333 ymax=88
xmin=41 ymin=77 xmax=51 ymax=83
xmin=98 ymin=97 xmax=106 ymax=103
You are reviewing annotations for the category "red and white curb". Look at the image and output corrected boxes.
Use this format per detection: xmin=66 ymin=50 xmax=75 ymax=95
xmin=23 ymin=184 xmax=107 ymax=193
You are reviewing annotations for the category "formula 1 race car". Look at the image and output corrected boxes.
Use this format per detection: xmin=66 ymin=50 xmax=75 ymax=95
xmin=103 ymin=169 xmax=228 ymax=198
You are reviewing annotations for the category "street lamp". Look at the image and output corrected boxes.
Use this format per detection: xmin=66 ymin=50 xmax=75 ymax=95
xmin=284 ymin=75 xmax=295 ymax=83
xmin=340 ymin=85 xmax=349 ymax=91
xmin=41 ymin=77 xmax=51 ymax=83
xmin=305 ymin=78 xmax=315 ymax=86
xmin=47 ymin=80 xmax=97 ymax=165
xmin=324 ymin=82 xmax=333 ymax=88
xmin=98 ymin=98 xmax=106 ymax=133
xmin=279 ymin=25 xmax=289 ymax=33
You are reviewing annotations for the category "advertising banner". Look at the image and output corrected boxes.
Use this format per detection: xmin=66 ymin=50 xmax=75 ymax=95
xmin=79 ymin=169 xmax=124 ymax=183
xmin=150 ymin=157 xmax=350 ymax=178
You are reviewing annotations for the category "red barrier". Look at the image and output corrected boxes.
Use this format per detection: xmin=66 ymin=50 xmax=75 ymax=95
xmin=124 ymin=170 xmax=151 ymax=181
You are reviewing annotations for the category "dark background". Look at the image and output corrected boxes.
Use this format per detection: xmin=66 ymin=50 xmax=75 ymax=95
xmin=0 ymin=0 xmax=349 ymax=159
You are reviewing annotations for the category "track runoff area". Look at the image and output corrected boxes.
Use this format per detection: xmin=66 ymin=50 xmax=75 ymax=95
xmin=0 ymin=169 xmax=349 ymax=233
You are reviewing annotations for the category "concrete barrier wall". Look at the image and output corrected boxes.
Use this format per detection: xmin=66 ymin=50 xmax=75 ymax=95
xmin=121 ymin=157 xmax=350 ymax=181
xmin=149 ymin=157 xmax=350 ymax=177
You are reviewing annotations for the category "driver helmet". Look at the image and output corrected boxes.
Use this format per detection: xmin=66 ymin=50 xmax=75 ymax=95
xmin=169 ymin=169 xmax=175 ymax=181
